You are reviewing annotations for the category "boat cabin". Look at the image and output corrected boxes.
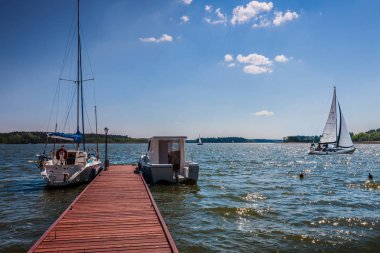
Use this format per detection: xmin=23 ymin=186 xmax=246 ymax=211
xmin=140 ymin=136 xmax=199 ymax=184
xmin=147 ymin=136 xmax=186 ymax=169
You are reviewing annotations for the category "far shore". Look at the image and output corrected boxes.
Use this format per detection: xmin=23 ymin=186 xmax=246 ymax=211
xmin=2 ymin=141 xmax=380 ymax=145
xmin=284 ymin=141 xmax=380 ymax=144
xmin=354 ymin=141 xmax=380 ymax=144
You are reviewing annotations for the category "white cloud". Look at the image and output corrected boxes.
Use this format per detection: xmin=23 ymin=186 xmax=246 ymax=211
xmin=252 ymin=18 xmax=271 ymax=28
xmin=224 ymin=54 xmax=234 ymax=62
xmin=205 ymin=5 xmax=212 ymax=13
xmin=205 ymin=8 xmax=227 ymax=25
xmin=224 ymin=53 xmax=274 ymax=74
xmin=216 ymin=8 xmax=226 ymax=20
xmin=205 ymin=18 xmax=224 ymax=25
xmin=243 ymin=65 xmax=272 ymax=74
xmin=274 ymin=55 xmax=289 ymax=63
xmin=254 ymin=110 xmax=274 ymax=116
xmin=139 ymin=34 xmax=173 ymax=43
xmin=181 ymin=15 xmax=190 ymax=23
xmin=231 ymin=1 xmax=273 ymax=25
xmin=273 ymin=10 xmax=299 ymax=26
xmin=181 ymin=0 xmax=192 ymax=5
xmin=236 ymin=53 xmax=272 ymax=66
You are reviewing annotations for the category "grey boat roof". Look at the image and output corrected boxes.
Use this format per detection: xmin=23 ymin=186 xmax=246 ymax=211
xmin=150 ymin=136 xmax=187 ymax=140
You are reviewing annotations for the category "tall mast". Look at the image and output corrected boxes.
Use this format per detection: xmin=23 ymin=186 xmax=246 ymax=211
xmin=334 ymin=86 xmax=337 ymax=144
xmin=76 ymin=0 xmax=86 ymax=150
xmin=76 ymin=0 xmax=80 ymax=136
xmin=80 ymin=33 xmax=86 ymax=150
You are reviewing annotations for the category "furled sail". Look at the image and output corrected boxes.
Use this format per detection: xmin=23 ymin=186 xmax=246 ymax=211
xmin=47 ymin=132 xmax=83 ymax=142
xmin=337 ymin=103 xmax=354 ymax=148
xmin=319 ymin=88 xmax=337 ymax=144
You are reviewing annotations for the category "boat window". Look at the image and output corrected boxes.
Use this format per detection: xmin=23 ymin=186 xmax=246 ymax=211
xmin=170 ymin=141 xmax=180 ymax=152
xmin=67 ymin=152 xmax=76 ymax=165
xmin=168 ymin=141 xmax=181 ymax=166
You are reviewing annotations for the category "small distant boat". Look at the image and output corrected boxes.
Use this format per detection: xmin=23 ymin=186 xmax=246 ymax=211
xmin=38 ymin=0 xmax=102 ymax=186
xmin=197 ymin=135 xmax=203 ymax=145
xmin=309 ymin=87 xmax=356 ymax=155
xmin=138 ymin=136 xmax=199 ymax=184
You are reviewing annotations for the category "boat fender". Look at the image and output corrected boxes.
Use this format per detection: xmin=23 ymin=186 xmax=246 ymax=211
xmin=56 ymin=147 xmax=68 ymax=160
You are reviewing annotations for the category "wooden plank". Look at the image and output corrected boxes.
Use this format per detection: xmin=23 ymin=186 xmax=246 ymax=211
xmin=29 ymin=165 xmax=178 ymax=253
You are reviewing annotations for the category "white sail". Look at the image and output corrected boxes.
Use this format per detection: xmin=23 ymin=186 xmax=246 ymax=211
xmin=337 ymin=103 xmax=354 ymax=147
xmin=319 ymin=87 xmax=337 ymax=144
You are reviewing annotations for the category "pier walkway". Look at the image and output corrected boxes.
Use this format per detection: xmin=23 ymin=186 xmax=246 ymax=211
xmin=28 ymin=165 xmax=178 ymax=253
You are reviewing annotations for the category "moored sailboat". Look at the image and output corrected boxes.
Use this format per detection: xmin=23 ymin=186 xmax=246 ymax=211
xmin=309 ymin=87 xmax=356 ymax=155
xmin=38 ymin=0 xmax=102 ymax=186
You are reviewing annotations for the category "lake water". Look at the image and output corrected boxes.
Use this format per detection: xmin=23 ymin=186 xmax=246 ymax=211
xmin=0 ymin=143 xmax=379 ymax=252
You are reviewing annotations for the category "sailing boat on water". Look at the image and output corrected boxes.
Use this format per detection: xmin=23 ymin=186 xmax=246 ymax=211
xmin=309 ymin=87 xmax=356 ymax=155
xmin=197 ymin=135 xmax=203 ymax=145
xmin=38 ymin=0 xmax=102 ymax=186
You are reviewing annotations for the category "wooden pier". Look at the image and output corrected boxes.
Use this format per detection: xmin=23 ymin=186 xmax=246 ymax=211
xmin=28 ymin=165 xmax=178 ymax=253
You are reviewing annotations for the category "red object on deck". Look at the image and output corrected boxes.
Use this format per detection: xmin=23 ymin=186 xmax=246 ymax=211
xmin=28 ymin=165 xmax=178 ymax=253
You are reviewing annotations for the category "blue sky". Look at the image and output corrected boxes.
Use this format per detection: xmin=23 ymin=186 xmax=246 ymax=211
xmin=1 ymin=0 xmax=380 ymax=139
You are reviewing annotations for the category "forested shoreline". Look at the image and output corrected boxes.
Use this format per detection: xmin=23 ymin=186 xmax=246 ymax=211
xmin=1 ymin=129 xmax=380 ymax=144
xmin=0 ymin=133 xmax=282 ymax=144
xmin=0 ymin=132 xmax=147 ymax=144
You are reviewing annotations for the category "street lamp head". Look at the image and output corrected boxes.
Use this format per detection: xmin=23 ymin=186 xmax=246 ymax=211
xmin=104 ymin=127 xmax=109 ymax=134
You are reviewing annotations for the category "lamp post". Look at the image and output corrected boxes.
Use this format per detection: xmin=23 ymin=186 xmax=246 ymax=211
xmin=104 ymin=127 xmax=109 ymax=170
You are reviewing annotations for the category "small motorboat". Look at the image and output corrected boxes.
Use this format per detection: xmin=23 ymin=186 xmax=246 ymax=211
xmin=138 ymin=136 xmax=199 ymax=184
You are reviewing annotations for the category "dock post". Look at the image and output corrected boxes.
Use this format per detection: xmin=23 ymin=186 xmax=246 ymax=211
xmin=104 ymin=127 xmax=109 ymax=170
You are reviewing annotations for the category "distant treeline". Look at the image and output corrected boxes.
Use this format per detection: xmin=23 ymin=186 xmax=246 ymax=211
xmin=0 ymin=131 xmax=148 ymax=144
xmin=7 ymin=130 xmax=380 ymax=144
xmin=187 ymin=137 xmax=282 ymax=143
xmin=352 ymin=129 xmax=380 ymax=142
xmin=283 ymin=135 xmax=320 ymax=143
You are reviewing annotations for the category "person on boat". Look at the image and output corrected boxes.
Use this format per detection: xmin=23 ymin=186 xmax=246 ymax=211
xmin=56 ymin=145 xmax=68 ymax=165
xmin=317 ymin=143 xmax=322 ymax=151
xmin=169 ymin=152 xmax=180 ymax=183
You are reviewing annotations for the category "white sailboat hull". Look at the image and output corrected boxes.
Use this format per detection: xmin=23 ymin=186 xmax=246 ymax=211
xmin=41 ymin=161 xmax=102 ymax=187
xmin=309 ymin=146 xmax=356 ymax=155
xmin=40 ymin=150 xmax=102 ymax=186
